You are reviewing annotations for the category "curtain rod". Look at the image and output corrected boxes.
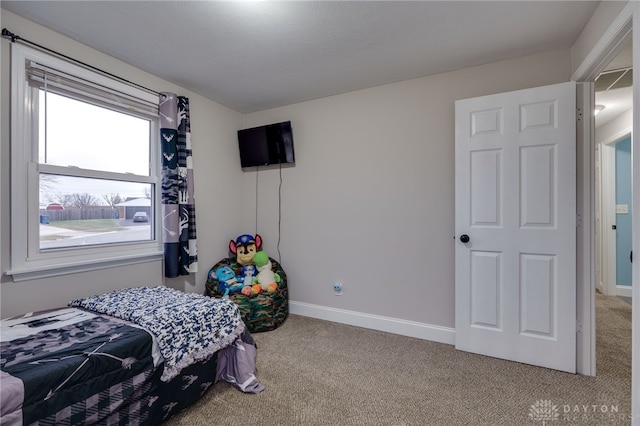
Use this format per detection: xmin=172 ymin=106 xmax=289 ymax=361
xmin=1 ymin=27 xmax=160 ymax=97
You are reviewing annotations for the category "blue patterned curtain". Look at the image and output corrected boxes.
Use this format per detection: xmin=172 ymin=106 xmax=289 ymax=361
xmin=159 ymin=93 xmax=198 ymax=277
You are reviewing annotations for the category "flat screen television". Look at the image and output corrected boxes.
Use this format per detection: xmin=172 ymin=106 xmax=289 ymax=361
xmin=237 ymin=121 xmax=295 ymax=168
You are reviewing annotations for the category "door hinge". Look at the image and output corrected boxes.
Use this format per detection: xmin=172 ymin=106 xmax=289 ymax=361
xmin=576 ymin=319 xmax=583 ymax=334
xmin=576 ymin=107 xmax=583 ymax=123
xmin=576 ymin=213 xmax=583 ymax=228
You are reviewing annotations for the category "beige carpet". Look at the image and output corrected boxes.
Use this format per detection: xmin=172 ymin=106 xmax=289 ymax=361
xmin=164 ymin=294 xmax=632 ymax=425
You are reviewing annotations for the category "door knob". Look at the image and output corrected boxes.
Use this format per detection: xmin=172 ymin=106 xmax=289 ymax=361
xmin=460 ymin=234 xmax=470 ymax=243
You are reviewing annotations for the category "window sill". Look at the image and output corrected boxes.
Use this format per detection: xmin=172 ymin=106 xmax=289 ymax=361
xmin=5 ymin=251 xmax=163 ymax=282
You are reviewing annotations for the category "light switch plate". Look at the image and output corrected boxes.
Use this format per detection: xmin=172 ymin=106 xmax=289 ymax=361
xmin=616 ymin=204 xmax=628 ymax=214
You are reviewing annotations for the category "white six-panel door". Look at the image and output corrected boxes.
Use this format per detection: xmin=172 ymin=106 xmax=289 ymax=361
xmin=455 ymin=82 xmax=576 ymax=373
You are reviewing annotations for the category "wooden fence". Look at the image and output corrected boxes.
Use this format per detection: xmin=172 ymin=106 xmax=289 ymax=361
xmin=40 ymin=208 xmax=119 ymax=222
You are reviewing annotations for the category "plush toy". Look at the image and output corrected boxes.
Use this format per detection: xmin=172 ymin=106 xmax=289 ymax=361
xmin=229 ymin=234 xmax=262 ymax=266
xmin=253 ymin=251 xmax=281 ymax=291
xmin=241 ymin=264 xmax=257 ymax=287
xmin=239 ymin=284 xmax=262 ymax=297
xmin=215 ymin=265 xmax=244 ymax=296
xmin=266 ymin=283 xmax=278 ymax=294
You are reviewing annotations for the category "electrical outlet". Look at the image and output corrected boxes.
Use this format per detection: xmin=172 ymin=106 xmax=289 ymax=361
xmin=333 ymin=281 xmax=343 ymax=296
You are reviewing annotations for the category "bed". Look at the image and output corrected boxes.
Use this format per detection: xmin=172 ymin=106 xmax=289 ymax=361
xmin=1 ymin=286 xmax=261 ymax=425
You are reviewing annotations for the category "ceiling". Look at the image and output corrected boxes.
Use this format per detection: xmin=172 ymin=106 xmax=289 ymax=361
xmin=595 ymin=41 xmax=634 ymax=129
xmin=2 ymin=1 xmax=601 ymax=113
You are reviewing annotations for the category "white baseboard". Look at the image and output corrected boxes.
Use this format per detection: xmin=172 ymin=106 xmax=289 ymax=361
xmin=289 ymin=301 xmax=455 ymax=345
xmin=617 ymin=285 xmax=633 ymax=298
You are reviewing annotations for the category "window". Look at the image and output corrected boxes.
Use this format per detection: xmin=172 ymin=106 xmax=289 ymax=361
xmin=9 ymin=44 xmax=162 ymax=281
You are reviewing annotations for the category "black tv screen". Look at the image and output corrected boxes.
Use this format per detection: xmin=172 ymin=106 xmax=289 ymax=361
xmin=238 ymin=121 xmax=295 ymax=168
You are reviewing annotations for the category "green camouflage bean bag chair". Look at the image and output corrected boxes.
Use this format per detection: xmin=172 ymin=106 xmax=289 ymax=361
xmin=205 ymin=234 xmax=288 ymax=332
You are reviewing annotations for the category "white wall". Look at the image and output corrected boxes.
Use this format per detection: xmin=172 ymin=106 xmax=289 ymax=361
xmin=596 ymin=109 xmax=634 ymax=145
xmin=571 ymin=0 xmax=629 ymax=76
xmin=242 ymin=49 xmax=572 ymax=330
xmin=0 ymin=11 xmax=244 ymax=318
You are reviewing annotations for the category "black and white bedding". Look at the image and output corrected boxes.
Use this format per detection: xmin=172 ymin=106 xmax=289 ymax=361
xmin=69 ymin=286 xmax=245 ymax=382
xmin=1 ymin=286 xmax=260 ymax=425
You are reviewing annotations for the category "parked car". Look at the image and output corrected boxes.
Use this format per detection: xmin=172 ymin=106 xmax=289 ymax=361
xmin=132 ymin=212 xmax=149 ymax=222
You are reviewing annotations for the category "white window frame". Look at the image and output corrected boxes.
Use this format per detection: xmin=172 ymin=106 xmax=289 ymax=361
xmin=7 ymin=44 xmax=163 ymax=282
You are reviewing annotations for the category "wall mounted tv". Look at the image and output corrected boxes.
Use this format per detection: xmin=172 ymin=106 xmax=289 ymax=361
xmin=237 ymin=121 xmax=295 ymax=168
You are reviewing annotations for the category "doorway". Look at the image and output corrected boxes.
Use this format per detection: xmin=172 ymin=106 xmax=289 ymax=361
xmin=572 ymin=2 xmax=639 ymax=418
xmin=592 ymin=39 xmax=633 ymax=392
xmin=595 ymin=40 xmax=634 ymax=302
